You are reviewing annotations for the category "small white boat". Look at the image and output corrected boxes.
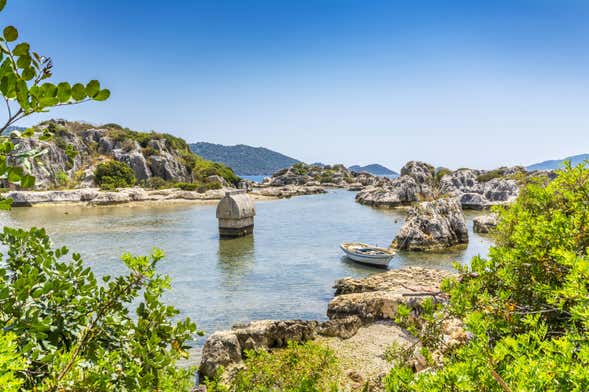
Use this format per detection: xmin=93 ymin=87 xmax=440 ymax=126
xmin=340 ymin=242 xmax=396 ymax=267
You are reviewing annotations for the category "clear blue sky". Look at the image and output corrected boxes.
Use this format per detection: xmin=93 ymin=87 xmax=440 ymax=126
xmin=3 ymin=0 xmax=588 ymax=170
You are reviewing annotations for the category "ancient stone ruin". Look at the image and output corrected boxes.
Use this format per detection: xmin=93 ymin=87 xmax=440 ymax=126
xmin=216 ymin=190 xmax=256 ymax=238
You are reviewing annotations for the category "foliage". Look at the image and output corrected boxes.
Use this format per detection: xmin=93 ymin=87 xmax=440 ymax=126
xmin=55 ymin=170 xmax=69 ymax=188
xmin=0 ymin=331 xmax=26 ymax=391
xmin=385 ymin=162 xmax=589 ymax=391
xmin=476 ymin=168 xmax=506 ymax=183
xmin=192 ymin=156 xmax=240 ymax=185
xmin=0 ymin=226 xmax=199 ymax=391
xmin=146 ymin=176 xmax=168 ymax=189
xmin=94 ymin=160 xmax=136 ymax=190
xmin=291 ymin=162 xmax=309 ymax=176
xmin=205 ymin=341 xmax=341 ymax=392
xmin=0 ymin=1 xmax=109 ymax=134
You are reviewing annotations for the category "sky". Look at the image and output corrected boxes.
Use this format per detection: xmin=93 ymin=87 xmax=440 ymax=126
xmin=2 ymin=0 xmax=588 ymax=171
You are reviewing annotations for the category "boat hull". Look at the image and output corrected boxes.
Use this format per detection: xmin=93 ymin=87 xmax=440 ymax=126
xmin=340 ymin=243 xmax=395 ymax=267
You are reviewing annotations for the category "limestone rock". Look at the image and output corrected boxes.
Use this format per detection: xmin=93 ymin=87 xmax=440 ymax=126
xmin=473 ymin=213 xmax=499 ymax=233
xmin=393 ymin=198 xmax=468 ymax=251
xmin=199 ymin=320 xmax=319 ymax=380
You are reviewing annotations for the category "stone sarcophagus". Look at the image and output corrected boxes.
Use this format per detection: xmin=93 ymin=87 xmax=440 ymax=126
xmin=216 ymin=190 xmax=255 ymax=238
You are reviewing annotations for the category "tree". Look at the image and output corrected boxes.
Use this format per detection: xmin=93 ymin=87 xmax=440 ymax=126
xmin=95 ymin=160 xmax=137 ymax=190
xmin=0 ymin=0 xmax=109 ymax=202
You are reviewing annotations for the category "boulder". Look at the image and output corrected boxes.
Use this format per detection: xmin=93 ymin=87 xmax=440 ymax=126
xmin=355 ymin=175 xmax=433 ymax=207
xmin=400 ymin=161 xmax=435 ymax=185
xmin=393 ymin=198 xmax=468 ymax=251
xmin=199 ymin=320 xmax=319 ymax=380
xmin=473 ymin=213 xmax=499 ymax=233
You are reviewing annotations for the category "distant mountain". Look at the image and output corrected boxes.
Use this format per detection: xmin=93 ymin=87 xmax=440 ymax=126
xmin=527 ymin=154 xmax=589 ymax=171
xmin=190 ymin=142 xmax=300 ymax=175
xmin=349 ymin=164 xmax=398 ymax=176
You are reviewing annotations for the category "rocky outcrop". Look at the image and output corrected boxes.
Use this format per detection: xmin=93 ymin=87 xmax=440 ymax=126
xmin=355 ymin=161 xmax=434 ymax=207
xmin=199 ymin=318 xmax=361 ymax=380
xmin=358 ymin=162 xmax=525 ymax=209
xmin=199 ymin=267 xmax=454 ymax=385
xmin=250 ymin=184 xmax=327 ymax=198
xmin=5 ymin=120 xmax=232 ymax=190
xmin=393 ymin=198 xmax=468 ymax=251
xmin=473 ymin=213 xmax=499 ymax=233
xmin=261 ymin=163 xmax=392 ymax=192
xmin=3 ymin=187 xmax=229 ymax=206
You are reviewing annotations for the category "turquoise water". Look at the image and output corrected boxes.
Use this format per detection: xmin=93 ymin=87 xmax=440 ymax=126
xmin=0 ymin=190 xmax=493 ymax=349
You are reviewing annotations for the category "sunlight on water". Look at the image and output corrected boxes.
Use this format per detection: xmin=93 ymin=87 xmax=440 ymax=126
xmin=0 ymin=190 xmax=493 ymax=350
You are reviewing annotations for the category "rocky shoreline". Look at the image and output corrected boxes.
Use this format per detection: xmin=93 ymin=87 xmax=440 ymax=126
xmin=199 ymin=267 xmax=458 ymax=390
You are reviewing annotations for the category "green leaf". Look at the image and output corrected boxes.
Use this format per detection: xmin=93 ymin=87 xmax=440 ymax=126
xmin=22 ymin=66 xmax=35 ymax=81
xmin=57 ymin=82 xmax=71 ymax=103
xmin=93 ymin=88 xmax=110 ymax=101
xmin=16 ymin=54 xmax=31 ymax=69
xmin=85 ymin=80 xmax=100 ymax=98
xmin=0 ymin=197 xmax=12 ymax=210
xmin=0 ymin=0 xmax=6 ymax=12
xmin=13 ymin=43 xmax=30 ymax=56
xmin=3 ymin=26 xmax=18 ymax=42
xmin=20 ymin=174 xmax=35 ymax=188
xmin=41 ymin=82 xmax=57 ymax=97
xmin=71 ymin=83 xmax=86 ymax=101
xmin=7 ymin=167 xmax=23 ymax=183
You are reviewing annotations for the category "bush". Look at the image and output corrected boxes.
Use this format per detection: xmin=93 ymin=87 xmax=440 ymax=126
xmin=95 ymin=160 xmax=136 ymax=190
xmin=205 ymin=341 xmax=341 ymax=392
xmin=55 ymin=170 xmax=70 ymax=188
xmin=147 ymin=176 xmax=168 ymax=189
xmin=476 ymin=168 xmax=505 ymax=182
xmin=385 ymin=162 xmax=589 ymax=391
xmin=175 ymin=182 xmax=199 ymax=191
xmin=0 ymin=226 xmax=199 ymax=390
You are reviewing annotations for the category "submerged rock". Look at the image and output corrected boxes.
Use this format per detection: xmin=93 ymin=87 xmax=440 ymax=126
xmin=393 ymin=198 xmax=468 ymax=251
xmin=473 ymin=213 xmax=499 ymax=233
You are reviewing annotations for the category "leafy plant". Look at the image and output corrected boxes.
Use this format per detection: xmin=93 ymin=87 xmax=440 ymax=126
xmin=205 ymin=341 xmax=341 ymax=392
xmin=384 ymin=162 xmax=589 ymax=391
xmin=94 ymin=160 xmax=136 ymax=190
xmin=0 ymin=226 xmax=199 ymax=391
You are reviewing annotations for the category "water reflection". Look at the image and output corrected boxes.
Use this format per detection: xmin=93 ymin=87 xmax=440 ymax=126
xmin=217 ymin=235 xmax=255 ymax=287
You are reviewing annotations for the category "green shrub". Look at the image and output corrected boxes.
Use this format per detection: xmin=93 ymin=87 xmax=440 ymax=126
xmin=205 ymin=341 xmax=341 ymax=392
xmin=0 ymin=227 xmax=199 ymax=390
xmin=175 ymin=182 xmax=199 ymax=191
xmin=147 ymin=176 xmax=168 ymax=189
xmin=385 ymin=162 xmax=589 ymax=391
xmin=291 ymin=162 xmax=309 ymax=176
xmin=55 ymin=170 xmax=70 ymax=188
xmin=95 ymin=160 xmax=136 ymax=190
xmin=476 ymin=168 xmax=506 ymax=182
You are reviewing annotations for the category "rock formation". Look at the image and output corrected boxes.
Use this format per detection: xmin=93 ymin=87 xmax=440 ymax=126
xmin=199 ymin=267 xmax=459 ymax=388
xmin=4 ymin=120 xmax=234 ymax=190
xmin=357 ymin=162 xmax=527 ymax=209
xmin=355 ymin=161 xmax=435 ymax=207
xmin=393 ymin=198 xmax=468 ymax=251
xmin=473 ymin=213 xmax=499 ymax=233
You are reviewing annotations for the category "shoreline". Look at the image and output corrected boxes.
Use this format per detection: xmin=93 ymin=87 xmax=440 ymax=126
xmin=1 ymin=185 xmax=330 ymax=208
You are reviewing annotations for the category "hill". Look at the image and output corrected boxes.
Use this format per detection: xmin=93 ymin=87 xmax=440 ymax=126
xmin=190 ymin=142 xmax=300 ymax=175
xmin=4 ymin=120 xmax=238 ymax=190
xmin=527 ymin=153 xmax=589 ymax=171
xmin=348 ymin=164 xmax=398 ymax=175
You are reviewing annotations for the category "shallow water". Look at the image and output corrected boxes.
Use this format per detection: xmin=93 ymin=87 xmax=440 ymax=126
xmin=0 ymin=190 xmax=493 ymax=348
